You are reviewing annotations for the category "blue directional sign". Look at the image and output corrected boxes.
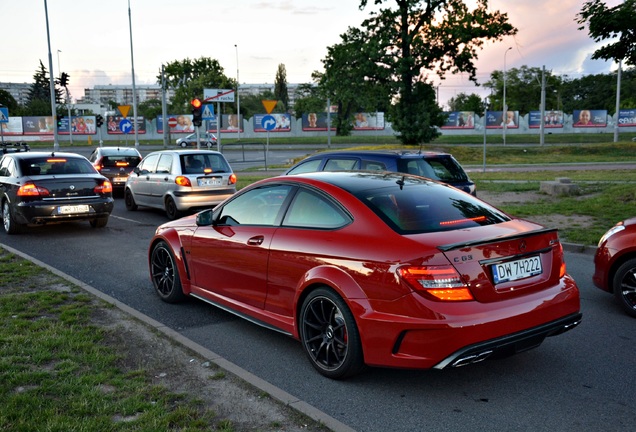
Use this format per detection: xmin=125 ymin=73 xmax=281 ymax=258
xmin=119 ymin=119 xmax=133 ymax=134
xmin=0 ymin=107 xmax=8 ymax=123
xmin=261 ymin=114 xmax=276 ymax=131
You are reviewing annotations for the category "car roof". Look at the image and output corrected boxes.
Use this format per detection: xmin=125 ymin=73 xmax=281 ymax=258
xmin=277 ymin=170 xmax=439 ymax=194
xmin=302 ymin=150 xmax=453 ymax=160
xmin=148 ymin=149 xmax=223 ymax=156
xmin=6 ymin=151 xmax=88 ymax=160
xmin=96 ymin=147 xmax=141 ymax=155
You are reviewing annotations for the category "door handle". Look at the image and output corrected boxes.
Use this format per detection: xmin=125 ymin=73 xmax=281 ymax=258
xmin=247 ymin=236 xmax=264 ymax=246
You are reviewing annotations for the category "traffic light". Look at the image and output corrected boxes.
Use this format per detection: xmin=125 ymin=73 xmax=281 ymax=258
xmin=59 ymin=72 xmax=69 ymax=87
xmin=191 ymin=98 xmax=202 ymax=127
xmin=96 ymin=115 xmax=103 ymax=128
xmin=56 ymin=115 xmax=63 ymax=129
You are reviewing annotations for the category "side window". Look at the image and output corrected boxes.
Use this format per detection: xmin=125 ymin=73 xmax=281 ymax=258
xmin=217 ymin=185 xmax=293 ymax=226
xmin=283 ymin=189 xmax=349 ymax=229
xmin=0 ymin=157 xmax=12 ymax=177
xmin=324 ymin=158 xmax=358 ymax=171
xmin=286 ymin=159 xmax=322 ymax=175
xmin=138 ymin=153 xmax=159 ymax=174
xmin=361 ymin=160 xmax=386 ymax=171
xmin=156 ymin=154 xmax=173 ymax=174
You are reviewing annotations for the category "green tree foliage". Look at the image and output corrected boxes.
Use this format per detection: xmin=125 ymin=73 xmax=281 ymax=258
xmin=313 ymin=27 xmax=391 ymax=136
xmin=484 ymin=66 xmax=566 ymax=114
xmin=137 ymin=99 xmax=163 ymax=120
xmin=447 ymin=93 xmax=486 ymax=115
xmin=24 ymin=60 xmax=63 ymax=115
xmin=577 ymin=0 xmax=636 ymax=67
xmin=238 ymin=90 xmax=276 ymax=120
xmin=0 ymin=90 xmax=19 ymax=114
xmin=353 ymin=0 xmax=516 ymax=144
xmin=274 ymin=64 xmax=290 ymax=111
xmin=291 ymin=84 xmax=326 ymax=119
xmin=158 ymin=57 xmax=235 ymax=114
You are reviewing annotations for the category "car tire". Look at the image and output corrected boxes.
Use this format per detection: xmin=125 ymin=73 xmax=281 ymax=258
xmin=89 ymin=216 xmax=109 ymax=228
xmin=124 ymin=189 xmax=138 ymax=211
xmin=180 ymin=142 xmax=188 ymax=148
xmin=150 ymin=241 xmax=185 ymax=303
xmin=299 ymin=287 xmax=364 ymax=379
xmin=612 ymin=258 xmax=636 ymax=317
xmin=2 ymin=200 xmax=23 ymax=235
xmin=165 ymin=196 xmax=182 ymax=220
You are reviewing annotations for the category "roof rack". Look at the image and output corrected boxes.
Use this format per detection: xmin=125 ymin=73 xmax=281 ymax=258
xmin=1 ymin=142 xmax=30 ymax=154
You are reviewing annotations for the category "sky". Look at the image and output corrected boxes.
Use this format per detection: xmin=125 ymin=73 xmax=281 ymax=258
xmin=0 ymin=0 xmax=623 ymax=109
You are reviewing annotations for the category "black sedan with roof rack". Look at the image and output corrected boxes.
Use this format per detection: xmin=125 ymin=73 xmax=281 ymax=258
xmin=0 ymin=151 xmax=114 ymax=234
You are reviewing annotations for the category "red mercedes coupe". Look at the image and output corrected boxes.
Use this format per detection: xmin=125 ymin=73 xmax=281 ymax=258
xmin=148 ymin=171 xmax=582 ymax=379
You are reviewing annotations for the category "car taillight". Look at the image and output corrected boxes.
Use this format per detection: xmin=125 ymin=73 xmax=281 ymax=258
xmin=398 ymin=265 xmax=473 ymax=301
xmin=115 ymin=161 xmax=129 ymax=167
xmin=229 ymin=173 xmax=237 ymax=185
xmin=17 ymin=182 xmax=50 ymax=197
xmin=94 ymin=181 xmax=113 ymax=194
xmin=93 ymin=158 xmax=102 ymax=171
xmin=175 ymin=176 xmax=192 ymax=187
xmin=556 ymin=242 xmax=566 ymax=278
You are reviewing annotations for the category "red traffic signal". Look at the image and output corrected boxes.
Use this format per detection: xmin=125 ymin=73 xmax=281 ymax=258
xmin=191 ymin=98 xmax=203 ymax=127
xmin=191 ymin=98 xmax=202 ymax=109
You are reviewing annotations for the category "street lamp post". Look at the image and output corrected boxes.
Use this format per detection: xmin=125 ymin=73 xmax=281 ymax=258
xmin=503 ymin=46 xmax=512 ymax=146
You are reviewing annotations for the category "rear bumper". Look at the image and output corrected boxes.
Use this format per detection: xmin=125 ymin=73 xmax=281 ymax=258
xmin=172 ymin=189 xmax=235 ymax=211
xmin=433 ymin=312 xmax=582 ymax=369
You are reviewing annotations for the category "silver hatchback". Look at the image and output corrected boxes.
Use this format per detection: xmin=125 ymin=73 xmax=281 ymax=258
xmin=124 ymin=150 xmax=236 ymax=219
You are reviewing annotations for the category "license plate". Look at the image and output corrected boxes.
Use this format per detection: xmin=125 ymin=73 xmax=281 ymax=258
xmin=113 ymin=177 xmax=127 ymax=183
xmin=198 ymin=177 xmax=222 ymax=186
xmin=58 ymin=205 xmax=90 ymax=214
xmin=492 ymin=255 xmax=542 ymax=284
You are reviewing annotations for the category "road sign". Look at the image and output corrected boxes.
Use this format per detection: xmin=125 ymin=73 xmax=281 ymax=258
xmin=202 ymin=105 xmax=215 ymax=120
xmin=261 ymin=115 xmax=276 ymax=131
xmin=118 ymin=105 xmax=131 ymax=118
xmin=262 ymin=100 xmax=277 ymax=114
xmin=119 ymin=119 xmax=133 ymax=134
xmin=167 ymin=117 xmax=178 ymax=128
xmin=203 ymin=89 xmax=235 ymax=103
xmin=0 ymin=107 xmax=8 ymax=122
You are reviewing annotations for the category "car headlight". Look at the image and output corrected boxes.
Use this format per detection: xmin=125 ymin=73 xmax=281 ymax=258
xmin=598 ymin=224 xmax=625 ymax=247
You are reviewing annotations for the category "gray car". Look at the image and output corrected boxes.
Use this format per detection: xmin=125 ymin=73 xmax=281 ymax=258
xmin=175 ymin=132 xmax=217 ymax=148
xmin=124 ymin=150 xmax=236 ymax=219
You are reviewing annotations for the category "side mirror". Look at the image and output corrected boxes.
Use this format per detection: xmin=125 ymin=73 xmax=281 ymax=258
xmin=196 ymin=209 xmax=214 ymax=226
xmin=133 ymin=167 xmax=141 ymax=176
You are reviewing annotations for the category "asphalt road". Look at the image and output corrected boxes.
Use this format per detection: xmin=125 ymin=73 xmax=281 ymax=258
xmin=1 ymin=190 xmax=634 ymax=431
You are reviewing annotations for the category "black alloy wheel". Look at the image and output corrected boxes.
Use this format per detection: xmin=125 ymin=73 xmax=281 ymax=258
xmin=124 ymin=189 xmax=137 ymax=211
xmin=150 ymin=241 xmax=185 ymax=303
xmin=300 ymin=287 xmax=364 ymax=379
xmin=613 ymin=258 xmax=636 ymax=317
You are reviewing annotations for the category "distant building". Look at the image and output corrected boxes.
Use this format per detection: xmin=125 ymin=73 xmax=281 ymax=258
xmin=0 ymin=82 xmax=31 ymax=106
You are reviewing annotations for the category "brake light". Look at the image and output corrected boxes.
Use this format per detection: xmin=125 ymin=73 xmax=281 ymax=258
xmin=94 ymin=181 xmax=113 ymax=194
xmin=175 ymin=176 xmax=192 ymax=187
xmin=398 ymin=265 xmax=473 ymax=301
xmin=556 ymin=242 xmax=566 ymax=278
xmin=115 ymin=161 xmax=129 ymax=167
xmin=229 ymin=173 xmax=237 ymax=185
xmin=47 ymin=158 xmax=67 ymax=163
xmin=17 ymin=182 xmax=50 ymax=197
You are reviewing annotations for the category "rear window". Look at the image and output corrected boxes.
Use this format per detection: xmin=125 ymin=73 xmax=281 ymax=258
xmin=100 ymin=154 xmax=141 ymax=168
xmin=180 ymin=153 xmax=231 ymax=175
xmin=19 ymin=156 xmax=96 ymax=176
xmin=360 ymin=180 xmax=508 ymax=234
xmin=397 ymin=157 xmax=468 ymax=182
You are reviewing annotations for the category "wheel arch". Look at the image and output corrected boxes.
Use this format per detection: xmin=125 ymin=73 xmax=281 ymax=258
xmin=608 ymin=251 xmax=636 ymax=293
xmin=293 ymin=265 xmax=371 ymax=339
xmin=148 ymin=231 xmax=192 ymax=294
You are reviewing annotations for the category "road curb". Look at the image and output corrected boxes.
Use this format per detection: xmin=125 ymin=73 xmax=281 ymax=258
xmin=562 ymin=242 xmax=596 ymax=255
xmin=1 ymin=242 xmax=355 ymax=432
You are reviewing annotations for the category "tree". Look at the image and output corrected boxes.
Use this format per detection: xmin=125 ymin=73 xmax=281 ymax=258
xmin=313 ymin=27 xmax=392 ymax=135
xmin=291 ymin=83 xmax=326 ymax=119
xmin=577 ymin=0 xmax=636 ymax=67
xmin=447 ymin=93 xmax=486 ymax=115
xmin=0 ymin=90 xmax=19 ymax=114
xmin=274 ymin=64 xmax=290 ymax=111
xmin=353 ymin=0 xmax=516 ymax=144
xmin=483 ymin=66 xmax=565 ymax=115
xmin=158 ymin=57 xmax=235 ymax=113
xmin=137 ymin=98 xmax=163 ymax=121
xmin=23 ymin=60 xmax=63 ymax=115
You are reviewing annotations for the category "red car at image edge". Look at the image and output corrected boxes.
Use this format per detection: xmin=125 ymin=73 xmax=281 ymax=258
xmin=148 ymin=171 xmax=582 ymax=379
